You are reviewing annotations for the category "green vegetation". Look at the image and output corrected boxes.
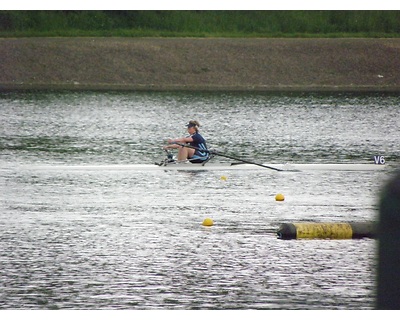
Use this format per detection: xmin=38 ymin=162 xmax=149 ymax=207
xmin=1 ymin=10 xmax=399 ymax=37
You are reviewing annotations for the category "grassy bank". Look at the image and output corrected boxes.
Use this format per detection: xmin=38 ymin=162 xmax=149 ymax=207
xmin=1 ymin=11 xmax=400 ymax=37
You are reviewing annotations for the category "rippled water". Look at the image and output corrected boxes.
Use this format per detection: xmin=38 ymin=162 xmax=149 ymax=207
xmin=0 ymin=91 xmax=399 ymax=309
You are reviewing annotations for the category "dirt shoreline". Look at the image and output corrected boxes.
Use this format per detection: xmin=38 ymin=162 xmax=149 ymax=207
xmin=1 ymin=37 xmax=400 ymax=92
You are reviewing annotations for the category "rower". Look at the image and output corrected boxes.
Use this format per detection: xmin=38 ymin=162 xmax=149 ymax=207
xmin=163 ymin=120 xmax=210 ymax=163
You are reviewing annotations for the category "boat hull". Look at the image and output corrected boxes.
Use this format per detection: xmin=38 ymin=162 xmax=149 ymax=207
xmin=12 ymin=162 xmax=388 ymax=172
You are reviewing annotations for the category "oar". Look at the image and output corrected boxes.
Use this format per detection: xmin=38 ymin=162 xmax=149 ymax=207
xmin=175 ymin=143 xmax=283 ymax=171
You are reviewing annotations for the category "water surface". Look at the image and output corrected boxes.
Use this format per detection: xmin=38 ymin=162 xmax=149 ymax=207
xmin=0 ymin=91 xmax=399 ymax=309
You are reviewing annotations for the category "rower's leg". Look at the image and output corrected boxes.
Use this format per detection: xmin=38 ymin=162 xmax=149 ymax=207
xmin=177 ymin=146 xmax=195 ymax=161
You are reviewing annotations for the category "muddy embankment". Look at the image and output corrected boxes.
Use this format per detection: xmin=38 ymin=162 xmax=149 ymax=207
xmin=1 ymin=37 xmax=400 ymax=92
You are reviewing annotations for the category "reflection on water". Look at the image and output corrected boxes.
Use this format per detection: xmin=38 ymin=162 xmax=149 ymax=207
xmin=0 ymin=91 xmax=398 ymax=309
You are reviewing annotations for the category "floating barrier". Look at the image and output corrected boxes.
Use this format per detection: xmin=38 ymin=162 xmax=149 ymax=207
xmin=277 ymin=222 xmax=376 ymax=240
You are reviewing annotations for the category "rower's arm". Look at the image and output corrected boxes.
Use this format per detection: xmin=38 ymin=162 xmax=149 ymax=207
xmin=168 ymin=136 xmax=193 ymax=144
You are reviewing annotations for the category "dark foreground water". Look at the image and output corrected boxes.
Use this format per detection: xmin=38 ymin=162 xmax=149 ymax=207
xmin=0 ymin=91 xmax=399 ymax=309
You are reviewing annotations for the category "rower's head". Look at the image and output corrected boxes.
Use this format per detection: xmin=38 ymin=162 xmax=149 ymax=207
xmin=186 ymin=120 xmax=200 ymax=133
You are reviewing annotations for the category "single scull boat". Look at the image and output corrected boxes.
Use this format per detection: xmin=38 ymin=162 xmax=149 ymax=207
xmin=10 ymin=162 xmax=386 ymax=172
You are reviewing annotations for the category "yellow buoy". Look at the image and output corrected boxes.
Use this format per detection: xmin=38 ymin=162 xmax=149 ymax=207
xmin=220 ymin=175 xmax=227 ymax=181
xmin=275 ymin=193 xmax=285 ymax=201
xmin=202 ymin=218 xmax=214 ymax=227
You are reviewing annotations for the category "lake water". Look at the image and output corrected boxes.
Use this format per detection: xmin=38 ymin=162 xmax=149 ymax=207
xmin=0 ymin=91 xmax=399 ymax=310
